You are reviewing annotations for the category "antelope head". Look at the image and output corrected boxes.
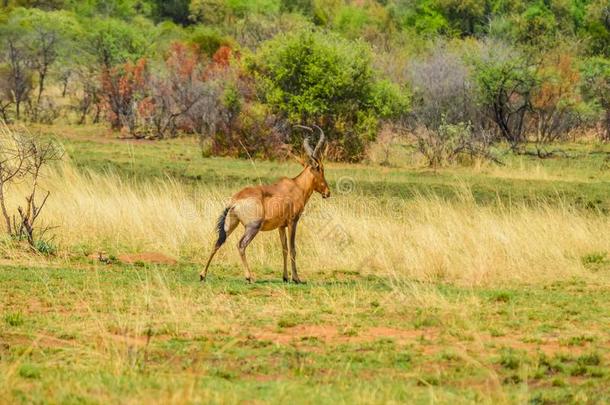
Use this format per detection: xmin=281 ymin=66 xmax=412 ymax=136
xmin=296 ymin=124 xmax=330 ymax=199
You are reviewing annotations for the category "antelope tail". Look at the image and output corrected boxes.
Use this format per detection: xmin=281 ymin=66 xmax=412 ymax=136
xmin=215 ymin=206 xmax=231 ymax=248
xmin=201 ymin=206 xmax=233 ymax=281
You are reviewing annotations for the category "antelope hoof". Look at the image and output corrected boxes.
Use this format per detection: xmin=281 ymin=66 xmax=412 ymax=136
xmin=245 ymin=277 xmax=253 ymax=284
xmin=199 ymin=274 xmax=206 ymax=282
xmin=292 ymin=278 xmax=304 ymax=284
xmin=283 ymin=277 xmax=289 ymax=283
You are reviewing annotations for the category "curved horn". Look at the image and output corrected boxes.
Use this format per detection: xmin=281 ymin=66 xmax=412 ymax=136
xmin=312 ymin=125 xmax=325 ymax=158
xmin=294 ymin=125 xmax=315 ymax=158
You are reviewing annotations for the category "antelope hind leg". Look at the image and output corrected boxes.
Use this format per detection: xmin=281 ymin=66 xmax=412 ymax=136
xmin=238 ymin=221 xmax=261 ymax=283
xmin=199 ymin=210 xmax=239 ymax=282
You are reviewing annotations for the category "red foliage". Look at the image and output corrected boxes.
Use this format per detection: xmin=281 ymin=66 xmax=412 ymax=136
xmin=166 ymin=42 xmax=200 ymax=80
xmin=533 ymin=54 xmax=580 ymax=110
xmin=212 ymin=46 xmax=233 ymax=68
xmin=137 ymin=96 xmax=155 ymax=119
xmin=100 ymin=58 xmax=148 ymax=132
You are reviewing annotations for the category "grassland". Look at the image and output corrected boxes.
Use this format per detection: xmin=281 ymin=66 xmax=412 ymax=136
xmin=0 ymin=124 xmax=609 ymax=404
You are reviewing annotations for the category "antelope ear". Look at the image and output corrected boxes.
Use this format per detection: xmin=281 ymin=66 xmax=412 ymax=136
xmin=295 ymin=155 xmax=307 ymax=167
xmin=286 ymin=149 xmax=307 ymax=167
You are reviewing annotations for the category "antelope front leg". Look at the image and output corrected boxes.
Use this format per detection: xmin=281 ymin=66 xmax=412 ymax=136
xmin=279 ymin=227 xmax=289 ymax=282
xmin=288 ymin=217 xmax=303 ymax=284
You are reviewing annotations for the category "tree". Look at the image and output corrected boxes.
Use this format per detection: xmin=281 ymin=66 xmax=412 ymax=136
xmin=409 ymin=43 xmax=481 ymax=131
xmin=513 ymin=3 xmax=558 ymax=48
xmin=436 ymin=0 xmax=487 ymax=36
xmin=248 ymin=29 xmax=408 ymax=160
xmin=150 ymin=0 xmax=191 ymax=25
xmin=83 ymin=18 xmax=147 ymax=70
xmin=66 ymin=0 xmax=148 ymax=19
xmin=580 ymin=57 xmax=610 ymax=140
xmin=100 ymin=58 xmax=148 ymax=133
xmin=0 ymin=19 xmax=33 ymax=120
xmin=9 ymin=9 xmax=78 ymax=120
xmin=583 ymin=0 xmax=610 ymax=57
xmin=392 ymin=0 xmax=450 ymax=36
xmin=530 ymin=53 xmax=584 ymax=154
xmin=143 ymin=42 xmax=210 ymax=138
xmin=471 ymin=42 xmax=536 ymax=150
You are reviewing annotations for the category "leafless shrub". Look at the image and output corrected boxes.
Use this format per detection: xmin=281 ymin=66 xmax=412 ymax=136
xmin=26 ymin=97 xmax=60 ymax=124
xmin=74 ymin=70 xmax=102 ymax=125
xmin=408 ymin=43 xmax=482 ymax=132
xmin=0 ymin=70 xmax=14 ymax=123
xmin=414 ymin=121 xmax=495 ymax=168
xmin=0 ymin=122 xmax=63 ymax=248
xmin=143 ymin=60 xmax=214 ymax=139
xmin=0 ymin=37 xmax=33 ymax=120
xmin=367 ymin=124 xmax=402 ymax=166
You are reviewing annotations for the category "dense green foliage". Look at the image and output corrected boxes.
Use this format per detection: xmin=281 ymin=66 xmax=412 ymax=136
xmin=248 ymin=30 xmax=408 ymax=159
xmin=0 ymin=0 xmax=609 ymax=160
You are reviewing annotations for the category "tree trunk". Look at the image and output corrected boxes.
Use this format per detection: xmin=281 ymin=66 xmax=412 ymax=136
xmin=37 ymin=70 xmax=46 ymax=106
xmin=0 ymin=186 xmax=13 ymax=235
xmin=605 ymin=108 xmax=610 ymax=142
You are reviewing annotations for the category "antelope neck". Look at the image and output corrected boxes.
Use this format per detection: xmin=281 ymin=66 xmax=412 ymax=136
xmin=293 ymin=167 xmax=315 ymax=201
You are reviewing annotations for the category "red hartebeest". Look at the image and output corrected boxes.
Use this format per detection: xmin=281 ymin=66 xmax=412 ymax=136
xmin=200 ymin=126 xmax=330 ymax=283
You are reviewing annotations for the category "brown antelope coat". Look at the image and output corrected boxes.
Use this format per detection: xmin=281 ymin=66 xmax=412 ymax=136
xmin=200 ymin=126 xmax=330 ymax=283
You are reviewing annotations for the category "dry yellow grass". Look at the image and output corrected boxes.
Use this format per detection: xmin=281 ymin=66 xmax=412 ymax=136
xmin=3 ymin=163 xmax=607 ymax=287
xmin=1 ymin=124 xmax=609 ymax=403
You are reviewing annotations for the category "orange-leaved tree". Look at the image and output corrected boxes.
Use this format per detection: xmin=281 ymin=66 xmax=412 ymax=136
xmin=531 ymin=53 xmax=583 ymax=155
xmin=100 ymin=58 xmax=148 ymax=135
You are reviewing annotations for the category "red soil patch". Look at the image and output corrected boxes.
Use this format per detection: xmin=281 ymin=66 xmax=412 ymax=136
xmin=253 ymin=324 xmax=439 ymax=345
xmin=249 ymin=374 xmax=284 ymax=382
xmin=477 ymin=333 xmax=594 ymax=357
xmin=104 ymin=333 xmax=152 ymax=347
xmin=117 ymin=252 xmax=177 ymax=265
xmin=1 ymin=333 xmax=77 ymax=350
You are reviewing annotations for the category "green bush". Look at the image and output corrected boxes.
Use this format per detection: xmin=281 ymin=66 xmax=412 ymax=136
xmin=470 ymin=44 xmax=537 ymax=149
xmin=83 ymin=17 xmax=148 ymax=68
xmin=580 ymin=57 xmax=610 ymax=140
xmin=248 ymin=29 xmax=408 ymax=161
xmin=189 ymin=26 xmax=233 ymax=57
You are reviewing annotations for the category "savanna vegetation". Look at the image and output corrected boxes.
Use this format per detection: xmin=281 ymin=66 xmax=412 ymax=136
xmin=0 ymin=0 xmax=609 ymax=404
xmin=0 ymin=0 xmax=608 ymax=161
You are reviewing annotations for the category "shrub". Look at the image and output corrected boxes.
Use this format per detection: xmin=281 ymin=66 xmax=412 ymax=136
xmin=580 ymin=57 xmax=610 ymax=141
xmin=189 ymin=26 xmax=233 ymax=57
xmin=248 ymin=29 xmax=408 ymax=161
xmin=409 ymin=43 xmax=481 ymax=132
xmin=530 ymin=53 xmax=587 ymax=154
xmin=84 ymin=18 xmax=148 ymax=70
xmin=414 ymin=120 xmax=492 ymax=168
xmin=470 ymin=41 xmax=537 ymax=150
xmin=100 ymin=58 xmax=149 ymax=133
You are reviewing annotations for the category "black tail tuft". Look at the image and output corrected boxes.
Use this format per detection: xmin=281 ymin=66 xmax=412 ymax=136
xmin=215 ymin=207 xmax=230 ymax=248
